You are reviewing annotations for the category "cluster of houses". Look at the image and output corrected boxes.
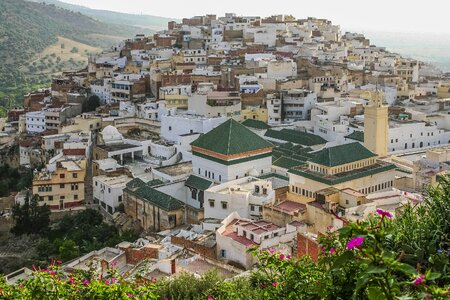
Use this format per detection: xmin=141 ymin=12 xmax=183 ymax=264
xmin=2 ymin=13 xmax=450 ymax=279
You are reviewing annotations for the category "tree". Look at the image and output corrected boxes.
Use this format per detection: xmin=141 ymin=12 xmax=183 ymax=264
xmin=82 ymin=95 xmax=101 ymax=112
xmin=11 ymin=193 xmax=50 ymax=235
xmin=58 ymin=239 xmax=79 ymax=262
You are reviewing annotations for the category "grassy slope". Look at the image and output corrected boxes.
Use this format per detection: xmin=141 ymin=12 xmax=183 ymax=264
xmin=0 ymin=0 xmax=143 ymax=106
xmin=28 ymin=0 xmax=178 ymax=31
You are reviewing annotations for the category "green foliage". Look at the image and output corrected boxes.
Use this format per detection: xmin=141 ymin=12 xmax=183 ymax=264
xmin=11 ymin=193 xmax=51 ymax=236
xmin=0 ymin=165 xmax=32 ymax=197
xmin=58 ymin=240 xmax=79 ymax=262
xmin=82 ymin=95 xmax=101 ymax=112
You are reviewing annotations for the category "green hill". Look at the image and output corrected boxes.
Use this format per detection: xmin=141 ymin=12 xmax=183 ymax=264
xmin=0 ymin=0 xmax=148 ymax=106
xmin=30 ymin=0 xmax=179 ymax=31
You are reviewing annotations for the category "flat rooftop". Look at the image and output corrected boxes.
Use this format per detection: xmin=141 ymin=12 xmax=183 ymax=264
xmin=154 ymin=161 xmax=193 ymax=177
xmin=97 ymin=143 xmax=142 ymax=152
xmin=94 ymin=175 xmax=132 ymax=188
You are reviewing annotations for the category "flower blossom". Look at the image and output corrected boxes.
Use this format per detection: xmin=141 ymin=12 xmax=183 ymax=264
xmin=413 ymin=274 xmax=425 ymax=285
xmin=376 ymin=209 xmax=392 ymax=218
xmin=83 ymin=280 xmax=90 ymax=285
xmin=207 ymin=295 xmax=213 ymax=300
xmin=56 ymin=260 xmax=62 ymax=265
xmin=279 ymin=254 xmax=285 ymax=260
xmin=346 ymin=237 xmax=365 ymax=250
xmin=272 ymin=282 xmax=278 ymax=287
xmin=329 ymin=248 xmax=336 ymax=253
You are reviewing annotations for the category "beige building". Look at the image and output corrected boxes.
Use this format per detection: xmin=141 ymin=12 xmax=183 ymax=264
xmin=364 ymin=90 xmax=388 ymax=157
xmin=288 ymin=143 xmax=396 ymax=203
xmin=124 ymin=178 xmax=184 ymax=232
xmin=32 ymin=158 xmax=86 ymax=211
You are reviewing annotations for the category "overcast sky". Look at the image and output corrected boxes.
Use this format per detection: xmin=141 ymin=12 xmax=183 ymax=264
xmin=60 ymin=0 xmax=449 ymax=34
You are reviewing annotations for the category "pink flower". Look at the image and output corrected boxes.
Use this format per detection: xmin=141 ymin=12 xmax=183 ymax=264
xmin=105 ymin=280 xmax=110 ymax=285
xmin=83 ymin=280 xmax=90 ymax=285
xmin=127 ymin=293 xmax=133 ymax=298
xmin=272 ymin=282 xmax=278 ymax=287
xmin=56 ymin=260 xmax=62 ymax=265
xmin=207 ymin=295 xmax=213 ymax=300
xmin=329 ymin=248 xmax=336 ymax=253
xmin=376 ymin=209 xmax=392 ymax=219
xmin=286 ymin=255 xmax=291 ymax=259
xmin=165 ymin=296 xmax=169 ymax=300
xmin=279 ymin=254 xmax=285 ymax=260
xmin=268 ymin=248 xmax=275 ymax=254
xmin=111 ymin=261 xmax=118 ymax=265
xmin=346 ymin=237 xmax=365 ymax=250
xmin=413 ymin=274 xmax=425 ymax=286
xmin=68 ymin=277 xmax=75 ymax=285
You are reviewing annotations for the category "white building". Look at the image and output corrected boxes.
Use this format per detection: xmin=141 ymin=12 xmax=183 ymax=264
xmin=267 ymin=59 xmax=297 ymax=79
xmin=188 ymin=90 xmax=241 ymax=119
xmin=93 ymin=175 xmax=133 ymax=215
xmin=25 ymin=111 xmax=46 ymax=133
xmin=204 ymin=177 xmax=274 ymax=220
xmin=191 ymin=119 xmax=273 ymax=183
xmin=90 ymin=78 xmax=112 ymax=104
xmin=280 ymin=89 xmax=317 ymax=122
xmin=216 ymin=212 xmax=297 ymax=269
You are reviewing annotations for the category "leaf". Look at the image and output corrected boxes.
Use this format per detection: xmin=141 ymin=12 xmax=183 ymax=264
xmin=396 ymin=263 xmax=417 ymax=276
xmin=366 ymin=264 xmax=387 ymax=274
xmin=332 ymin=251 xmax=354 ymax=270
xmin=426 ymin=272 xmax=441 ymax=281
xmin=367 ymin=286 xmax=387 ymax=300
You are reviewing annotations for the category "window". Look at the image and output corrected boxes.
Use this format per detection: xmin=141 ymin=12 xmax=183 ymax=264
xmin=60 ymin=174 xmax=65 ymax=179
xmin=39 ymin=196 xmax=44 ymax=202
xmin=220 ymin=249 xmax=226 ymax=258
xmin=191 ymin=189 xmax=197 ymax=200
xmin=209 ymin=199 xmax=215 ymax=207
xmin=48 ymin=196 xmax=53 ymax=201
xmin=168 ymin=126 xmax=172 ymax=131
xmin=60 ymin=196 xmax=65 ymax=200
xmin=345 ymin=199 xmax=349 ymax=205
xmin=108 ymin=188 xmax=111 ymax=193
xmin=95 ymin=181 xmax=98 ymax=186
xmin=74 ymin=194 xmax=78 ymax=200
xmin=219 ymin=175 xmax=221 ymax=181
xmin=221 ymin=202 xmax=228 ymax=209
xmin=73 ymin=173 xmax=78 ymax=178
xmin=118 ymin=195 xmax=122 ymax=202
xmin=274 ymin=232 xmax=279 ymax=237
xmin=250 ymin=234 xmax=254 ymax=240
xmin=250 ymin=205 xmax=255 ymax=211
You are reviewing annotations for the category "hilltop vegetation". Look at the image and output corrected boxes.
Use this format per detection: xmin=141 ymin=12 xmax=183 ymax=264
xmin=0 ymin=0 xmax=145 ymax=106
xmin=30 ymin=0 xmax=178 ymax=31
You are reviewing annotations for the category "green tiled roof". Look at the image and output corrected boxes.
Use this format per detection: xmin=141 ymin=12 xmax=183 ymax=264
xmin=147 ymin=179 xmax=165 ymax=187
xmin=309 ymin=143 xmax=376 ymax=167
xmin=288 ymin=163 xmax=396 ymax=185
xmin=265 ymin=129 xmax=326 ymax=146
xmin=273 ymin=156 xmax=306 ymax=169
xmin=126 ymin=178 xmax=146 ymax=190
xmin=242 ymin=119 xmax=271 ymax=130
xmin=258 ymin=173 xmax=289 ymax=181
xmin=191 ymin=119 xmax=273 ymax=155
xmin=130 ymin=185 xmax=183 ymax=211
xmin=185 ymin=175 xmax=213 ymax=191
xmin=345 ymin=131 xmax=364 ymax=142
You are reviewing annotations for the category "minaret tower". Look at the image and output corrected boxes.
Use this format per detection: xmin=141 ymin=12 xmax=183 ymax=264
xmin=364 ymin=89 xmax=388 ymax=157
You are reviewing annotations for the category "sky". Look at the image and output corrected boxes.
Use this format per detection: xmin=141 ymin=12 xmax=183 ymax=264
xmin=60 ymin=0 xmax=450 ymax=34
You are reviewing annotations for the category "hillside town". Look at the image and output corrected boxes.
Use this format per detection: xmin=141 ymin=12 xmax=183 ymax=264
xmin=1 ymin=13 xmax=450 ymax=283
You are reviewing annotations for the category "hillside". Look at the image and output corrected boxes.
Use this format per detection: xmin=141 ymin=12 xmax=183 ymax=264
xmin=29 ymin=0 xmax=178 ymax=31
xmin=0 ymin=0 xmax=146 ymax=106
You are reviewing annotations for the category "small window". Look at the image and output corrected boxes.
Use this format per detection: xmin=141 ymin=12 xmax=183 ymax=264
xmin=74 ymin=194 xmax=78 ymax=200
xmin=209 ymin=199 xmax=215 ymax=207
xmin=60 ymin=174 xmax=65 ymax=179
xmin=73 ymin=173 xmax=78 ymax=179
xmin=169 ymin=126 xmax=172 ymax=131
xmin=250 ymin=205 xmax=255 ymax=211
xmin=250 ymin=234 xmax=254 ymax=240
xmin=118 ymin=195 xmax=122 ymax=202
xmin=222 ymin=202 xmax=227 ymax=209
xmin=220 ymin=249 xmax=226 ymax=258
xmin=60 ymin=196 xmax=65 ymax=200
xmin=48 ymin=196 xmax=53 ymax=201
xmin=60 ymin=184 xmax=65 ymax=189
xmin=274 ymin=232 xmax=279 ymax=237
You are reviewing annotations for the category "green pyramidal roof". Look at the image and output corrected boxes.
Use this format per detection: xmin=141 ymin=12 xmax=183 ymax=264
xmin=309 ymin=142 xmax=376 ymax=167
xmin=191 ymin=119 xmax=273 ymax=156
